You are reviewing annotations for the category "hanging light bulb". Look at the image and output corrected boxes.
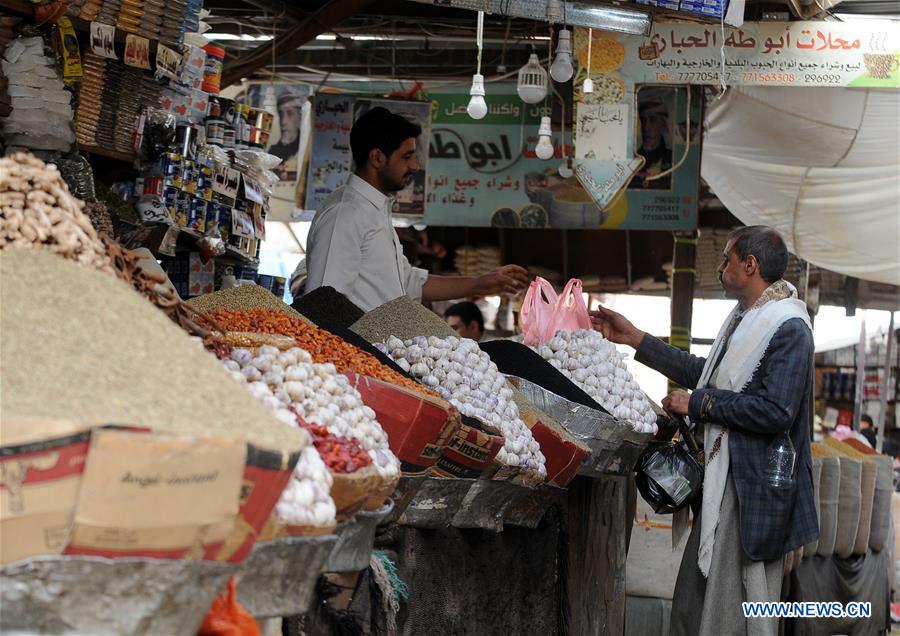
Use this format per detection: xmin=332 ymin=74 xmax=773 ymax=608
xmin=549 ymin=29 xmax=574 ymax=83
xmin=467 ymin=12 xmax=488 ymax=120
xmin=582 ymin=28 xmax=594 ymax=97
xmin=534 ymin=116 xmax=554 ymax=160
xmin=467 ymin=74 xmax=487 ymax=120
xmin=558 ymin=161 xmax=574 ymax=178
xmin=517 ymin=54 xmax=548 ymax=104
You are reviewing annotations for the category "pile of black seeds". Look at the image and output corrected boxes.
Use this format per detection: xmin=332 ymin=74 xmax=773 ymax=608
xmin=480 ymin=340 xmax=610 ymax=415
xmin=292 ymin=286 xmax=365 ymax=332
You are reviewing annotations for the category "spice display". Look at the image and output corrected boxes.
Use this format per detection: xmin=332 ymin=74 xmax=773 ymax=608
xmin=2 ymin=36 xmax=74 ymax=153
xmin=1 ymin=153 xmax=112 ymax=273
xmin=222 ymin=345 xmax=400 ymax=481
xmin=292 ymin=286 xmax=365 ymax=332
xmin=350 ymin=294 xmax=457 ymax=344
xmin=382 ymin=335 xmax=547 ymax=476
xmin=188 ymin=284 xmax=311 ymax=322
xmin=533 ymin=330 xmax=657 ymax=434
xmin=202 ymin=307 xmax=437 ymax=398
xmin=0 ymin=248 xmax=307 ymax=455
xmin=302 ymin=423 xmax=373 ymax=474
xmin=481 ymin=339 xmax=605 ymax=412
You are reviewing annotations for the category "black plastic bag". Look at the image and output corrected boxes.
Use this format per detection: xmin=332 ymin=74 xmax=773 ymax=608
xmin=634 ymin=418 xmax=704 ymax=514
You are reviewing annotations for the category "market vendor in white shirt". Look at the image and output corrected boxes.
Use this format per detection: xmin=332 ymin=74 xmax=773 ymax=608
xmin=305 ymin=107 xmax=528 ymax=312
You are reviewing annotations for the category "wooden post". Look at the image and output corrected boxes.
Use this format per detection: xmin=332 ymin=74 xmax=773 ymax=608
xmin=876 ymin=313 xmax=895 ymax=453
xmin=668 ymin=230 xmax=698 ymax=393
xmin=853 ymin=319 xmax=867 ymax=431
xmin=566 ymin=476 xmax=628 ymax=636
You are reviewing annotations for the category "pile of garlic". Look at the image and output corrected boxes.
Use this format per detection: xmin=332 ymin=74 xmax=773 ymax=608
xmin=382 ymin=335 xmax=546 ymax=476
xmin=223 ymin=345 xmax=400 ymax=481
xmin=274 ymin=445 xmax=337 ymax=527
xmin=534 ymin=330 xmax=658 ymax=434
xmin=220 ymin=354 xmax=336 ymax=529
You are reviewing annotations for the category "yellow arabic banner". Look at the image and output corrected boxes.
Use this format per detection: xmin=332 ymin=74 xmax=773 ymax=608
xmin=586 ymin=20 xmax=899 ymax=88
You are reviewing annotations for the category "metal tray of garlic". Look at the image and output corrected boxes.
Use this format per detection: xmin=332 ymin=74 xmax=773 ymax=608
xmin=507 ymin=376 xmax=653 ymax=477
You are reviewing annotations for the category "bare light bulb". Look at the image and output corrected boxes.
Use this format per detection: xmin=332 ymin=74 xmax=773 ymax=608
xmin=549 ymin=29 xmax=574 ymax=83
xmin=535 ymin=116 xmax=554 ymax=160
xmin=558 ymin=162 xmax=574 ymax=178
xmin=517 ymin=54 xmax=548 ymax=104
xmin=467 ymin=73 xmax=487 ymax=120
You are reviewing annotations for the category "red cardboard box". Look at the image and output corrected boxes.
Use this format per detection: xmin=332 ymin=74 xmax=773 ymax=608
xmin=343 ymin=372 xmax=460 ymax=474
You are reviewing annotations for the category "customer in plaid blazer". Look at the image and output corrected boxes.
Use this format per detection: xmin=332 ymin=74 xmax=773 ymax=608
xmin=593 ymin=226 xmax=817 ymax=636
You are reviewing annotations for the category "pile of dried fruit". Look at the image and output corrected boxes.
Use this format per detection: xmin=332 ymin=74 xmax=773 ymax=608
xmin=300 ymin=421 xmax=373 ymax=474
xmin=202 ymin=307 xmax=437 ymax=398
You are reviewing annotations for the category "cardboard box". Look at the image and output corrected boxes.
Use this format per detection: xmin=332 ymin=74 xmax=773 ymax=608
xmin=64 ymin=428 xmax=246 ymax=560
xmin=0 ymin=417 xmax=94 ymax=565
xmin=513 ymin=391 xmax=591 ymax=488
xmin=210 ymin=443 xmax=300 ymax=563
xmin=430 ymin=418 xmax=504 ymax=479
xmin=343 ymin=372 xmax=459 ymax=473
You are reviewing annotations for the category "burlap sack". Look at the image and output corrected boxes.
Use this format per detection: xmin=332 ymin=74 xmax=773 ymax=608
xmin=803 ymin=458 xmax=823 ymax=558
xmin=816 ymin=457 xmax=841 ymax=557
xmin=869 ymin=455 xmax=894 ymax=552
xmin=853 ymin=461 xmax=877 ymax=555
xmin=834 ymin=458 xmax=862 ymax=559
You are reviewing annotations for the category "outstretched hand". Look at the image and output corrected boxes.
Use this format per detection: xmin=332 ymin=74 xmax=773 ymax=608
xmin=475 ymin=264 xmax=529 ymax=296
xmin=590 ymin=306 xmax=645 ymax=349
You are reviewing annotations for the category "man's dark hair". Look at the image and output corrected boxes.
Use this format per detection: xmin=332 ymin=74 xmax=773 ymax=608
xmin=727 ymin=225 xmax=789 ymax=283
xmin=861 ymin=414 xmax=874 ymax=427
xmin=444 ymin=302 xmax=484 ymax=335
xmin=350 ymin=107 xmax=422 ymax=169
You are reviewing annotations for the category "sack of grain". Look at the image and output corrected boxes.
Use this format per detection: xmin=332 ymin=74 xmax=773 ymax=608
xmin=834 ymin=457 xmax=862 ymax=559
xmin=816 ymin=457 xmax=840 ymax=558
xmin=853 ymin=460 xmax=877 ymax=555
xmin=869 ymin=455 xmax=893 ymax=552
xmin=803 ymin=458 xmax=823 ymax=558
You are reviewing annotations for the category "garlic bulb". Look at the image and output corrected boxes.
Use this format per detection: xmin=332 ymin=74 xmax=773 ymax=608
xmin=532 ymin=330 xmax=658 ymax=435
xmin=223 ymin=347 xmax=401 ymax=481
xmin=387 ymin=337 xmax=546 ymax=477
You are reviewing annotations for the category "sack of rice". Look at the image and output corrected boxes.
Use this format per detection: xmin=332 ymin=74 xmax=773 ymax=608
xmin=869 ymin=455 xmax=894 ymax=552
xmin=834 ymin=457 xmax=862 ymax=559
xmin=816 ymin=457 xmax=840 ymax=558
xmin=853 ymin=461 xmax=877 ymax=555
xmin=803 ymin=458 xmax=823 ymax=558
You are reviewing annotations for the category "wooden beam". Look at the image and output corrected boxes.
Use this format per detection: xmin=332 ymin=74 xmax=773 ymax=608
xmin=220 ymin=0 xmax=374 ymax=88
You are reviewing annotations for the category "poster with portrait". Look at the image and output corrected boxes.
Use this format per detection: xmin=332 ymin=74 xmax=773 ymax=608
xmin=630 ymin=86 xmax=676 ymax=190
xmin=242 ymin=83 xmax=313 ymax=221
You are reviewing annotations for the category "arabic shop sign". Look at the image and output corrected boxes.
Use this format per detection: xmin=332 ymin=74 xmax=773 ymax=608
xmin=603 ymin=20 xmax=899 ymax=88
xmin=422 ymin=88 xmax=698 ymax=230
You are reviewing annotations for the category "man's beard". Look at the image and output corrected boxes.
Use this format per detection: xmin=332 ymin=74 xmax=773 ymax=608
xmin=385 ymin=172 xmax=414 ymax=193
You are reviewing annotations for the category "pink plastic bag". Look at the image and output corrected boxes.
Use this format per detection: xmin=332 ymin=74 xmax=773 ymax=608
xmin=520 ymin=277 xmax=557 ymax=347
xmin=520 ymin=277 xmax=591 ymax=346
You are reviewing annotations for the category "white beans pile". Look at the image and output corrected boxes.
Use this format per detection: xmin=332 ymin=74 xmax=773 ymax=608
xmin=223 ymin=345 xmax=400 ymax=481
xmin=220 ymin=352 xmax=336 ymax=528
xmin=534 ymin=330 xmax=658 ymax=434
xmin=383 ymin=335 xmax=546 ymax=476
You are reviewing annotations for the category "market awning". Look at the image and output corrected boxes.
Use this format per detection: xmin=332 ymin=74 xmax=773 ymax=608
xmin=701 ymin=86 xmax=900 ymax=286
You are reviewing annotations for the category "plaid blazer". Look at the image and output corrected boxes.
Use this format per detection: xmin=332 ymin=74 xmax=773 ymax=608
xmin=636 ymin=317 xmax=818 ymax=562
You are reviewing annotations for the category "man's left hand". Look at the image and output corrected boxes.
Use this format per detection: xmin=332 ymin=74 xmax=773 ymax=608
xmin=475 ymin=265 xmax=529 ymax=296
xmin=661 ymin=390 xmax=691 ymax=417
